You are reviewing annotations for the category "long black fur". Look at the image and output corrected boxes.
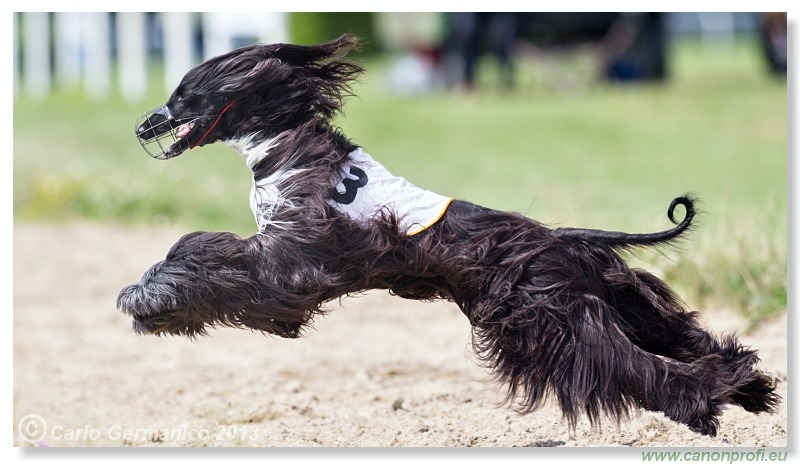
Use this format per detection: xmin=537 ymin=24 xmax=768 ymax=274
xmin=118 ymin=34 xmax=779 ymax=436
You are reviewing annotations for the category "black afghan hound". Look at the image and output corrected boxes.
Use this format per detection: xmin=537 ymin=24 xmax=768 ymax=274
xmin=119 ymin=34 xmax=779 ymax=436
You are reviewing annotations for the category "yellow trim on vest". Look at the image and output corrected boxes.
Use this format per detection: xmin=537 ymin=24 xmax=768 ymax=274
xmin=407 ymin=197 xmax=455 ymax=236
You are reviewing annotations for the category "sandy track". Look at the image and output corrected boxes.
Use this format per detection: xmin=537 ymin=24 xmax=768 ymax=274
xmin=13 ymin=222 xmax=787 ymax=447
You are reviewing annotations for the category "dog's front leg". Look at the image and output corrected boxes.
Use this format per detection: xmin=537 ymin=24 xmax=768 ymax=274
xmin=118 ymin=230 xmax=325 ymax=338
xmin=118 ymin=230 xmax=316 ymax=338
xmin=117 ymin=231 xmax=250 ymax=336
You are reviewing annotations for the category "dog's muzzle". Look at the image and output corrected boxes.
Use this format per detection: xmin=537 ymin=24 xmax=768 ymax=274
xmin=135 ymin=105 xmax=199 ymax=160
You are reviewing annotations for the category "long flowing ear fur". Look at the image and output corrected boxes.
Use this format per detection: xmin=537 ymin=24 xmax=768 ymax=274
xmin=269 ymin=34 xmax=361 ymax=66
xmin=214 ymin=34 xmax=363 ymax=119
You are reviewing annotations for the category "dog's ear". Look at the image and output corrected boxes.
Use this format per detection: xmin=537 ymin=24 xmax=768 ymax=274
xmin=268 ymin=34 xmax=360 ymax=66
xmin=221 ymin=34 xmax=364 ymax=119
xmin=220 ymin=34 xmax=361 ymax=89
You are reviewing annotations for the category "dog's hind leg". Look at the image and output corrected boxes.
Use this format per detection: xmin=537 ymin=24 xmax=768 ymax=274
xmin=603 ymin=267 xmax=780 ymax=415
xmin=472 ymin=292 xmax=740 ymax=436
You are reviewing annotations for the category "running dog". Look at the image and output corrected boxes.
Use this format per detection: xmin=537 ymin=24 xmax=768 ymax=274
xmin=119 ymin=34 xmax=779 ymax=436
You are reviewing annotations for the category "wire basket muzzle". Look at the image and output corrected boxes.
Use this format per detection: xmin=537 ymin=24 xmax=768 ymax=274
xmin=134 ymin=105 xmax=197 ymax=160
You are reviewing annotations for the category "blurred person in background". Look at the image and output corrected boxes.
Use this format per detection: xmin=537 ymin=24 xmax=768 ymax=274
xmin=444 ymin=12 xmax=519 ymax=90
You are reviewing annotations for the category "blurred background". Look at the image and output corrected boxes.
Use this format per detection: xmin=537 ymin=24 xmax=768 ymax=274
xmin=13 ymin=12 xmax=787 ymax=327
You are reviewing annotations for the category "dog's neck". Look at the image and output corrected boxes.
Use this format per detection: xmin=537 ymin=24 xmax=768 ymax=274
xmin=225 ymin=131 xmax=303 ymax=232
xmin=226 ymin=133 xmax=283 ymax=171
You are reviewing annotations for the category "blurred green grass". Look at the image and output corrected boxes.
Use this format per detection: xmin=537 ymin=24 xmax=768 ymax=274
xmin=13 ymin=37 xmax=786 ymax=326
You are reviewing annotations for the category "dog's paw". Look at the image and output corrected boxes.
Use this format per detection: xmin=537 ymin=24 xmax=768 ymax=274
xmin=732 ymin=372 xmax=782 ymax=414
xmin=117 ymin=281 xmax=190 ymax=336
xmin=117 ymin=280 xmax=181 ymax=317
xmin=116 ymin=283 xmax=138 ymax=316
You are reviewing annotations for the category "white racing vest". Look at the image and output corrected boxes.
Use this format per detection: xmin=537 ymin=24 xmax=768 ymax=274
xmin=327 ymin=148 xmax=453 ymax=236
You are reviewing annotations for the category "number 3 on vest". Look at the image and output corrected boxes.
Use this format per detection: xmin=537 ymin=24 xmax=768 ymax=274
xmin=330 ymin=166 xmax=368 ymax=204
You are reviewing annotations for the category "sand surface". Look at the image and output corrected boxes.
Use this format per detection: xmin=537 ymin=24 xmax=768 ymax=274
xmin=13 ymin=222 xmax=788 ymax=449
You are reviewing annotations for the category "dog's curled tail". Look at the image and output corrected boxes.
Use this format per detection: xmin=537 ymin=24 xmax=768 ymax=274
xmin=552 ymin=194 xmax=697 ymax=249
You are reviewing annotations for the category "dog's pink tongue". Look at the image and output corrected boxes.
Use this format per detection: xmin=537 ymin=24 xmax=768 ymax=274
xmin=176 ymin=124 xmax=192 ymax=138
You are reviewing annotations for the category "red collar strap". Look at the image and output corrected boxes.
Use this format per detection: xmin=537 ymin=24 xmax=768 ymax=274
xmin=190 ymin=100 xmax=236 ymax=149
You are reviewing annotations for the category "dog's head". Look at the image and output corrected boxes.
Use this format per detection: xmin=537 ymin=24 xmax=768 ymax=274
xmin=135 ymin=34 xmax=362 ymax=159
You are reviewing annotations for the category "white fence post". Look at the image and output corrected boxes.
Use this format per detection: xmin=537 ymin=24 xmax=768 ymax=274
xmin=117 ymin=12 xmax=147 ymax=102
xmin=202 ymin=12 xmax=232 ymax=60
xmin=54 ymin=12 xmax=82 ymax=90
xmin=22 ymin=12 xmax=51 ymax=101
xmin=81 ymin=12 xmax=111 ymax=101
xmin=13 ymin=13 xmax=19 ymax=98
xmin=163 ymin=12 xmax=195 ymax=93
